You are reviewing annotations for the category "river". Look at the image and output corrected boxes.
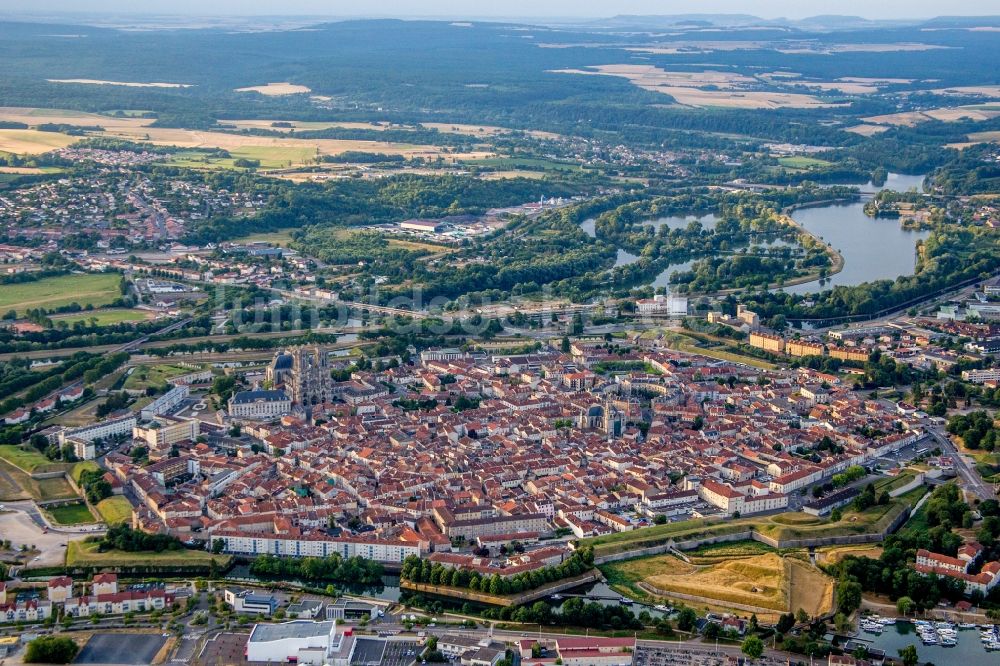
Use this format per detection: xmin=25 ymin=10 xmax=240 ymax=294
xmin=862 ymin=621 xmax=997 ymax=666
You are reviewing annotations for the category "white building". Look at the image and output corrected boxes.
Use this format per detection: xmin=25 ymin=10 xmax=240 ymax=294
xmin=212 ymin=531 xmax=421 ymax=563
xmin=228 ymin=390 xmax=291 ymax=420
xmin=59 ymin=414 xmax=137 ymax=446
xmin=133 ymin=418 xmax=200 ymax=448
xmin=140 ymin=384 xmax=189 ymax=420
xmin=962 ymin=368 xmax=1000 ymax=384
xmin=246 ymin=620 xmax=356 ymax=666
xmin=636 ymin=294 xmax=688 ymax=317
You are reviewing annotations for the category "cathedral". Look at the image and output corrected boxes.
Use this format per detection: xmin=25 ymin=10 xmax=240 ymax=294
xmin=267 ymin=345 xmax=332 ymax=406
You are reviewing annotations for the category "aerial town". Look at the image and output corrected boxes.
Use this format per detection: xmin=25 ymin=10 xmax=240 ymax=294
xmin=2 ymin=4 xmax=1000 ymax=666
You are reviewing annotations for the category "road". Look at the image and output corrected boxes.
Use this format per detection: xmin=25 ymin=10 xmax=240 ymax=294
xmin=926 ymin=425 xmax=996 ymax=502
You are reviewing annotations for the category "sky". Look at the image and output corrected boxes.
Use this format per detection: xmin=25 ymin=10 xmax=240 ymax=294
xmin=2 ymin=1 xmax=998 ymax=20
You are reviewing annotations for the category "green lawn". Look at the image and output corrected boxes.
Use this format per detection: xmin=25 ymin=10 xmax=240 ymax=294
xmin=46 ymin=502 xmax=97 ymax=525
xmin=95 ymin=496 xmax=134 ymax=525
xmin=0 ymin=445 xmax=53 ymax=472
xmin=71 ymin=461 xmax=101 ymax=483
xmin=0 ymin=273 xmax=121 ymax=315
xmin=51 ymin=308 xmax=150 ymax=326
xmin=66 ymin=541 xmax=229 ymax=568
xmin=123 ymin=363 xmax=201 ymax=392
xmin=166 ymin=145 xmax=317 ymax=170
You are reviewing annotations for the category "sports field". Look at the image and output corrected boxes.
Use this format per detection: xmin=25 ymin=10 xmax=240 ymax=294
xmin=0 ymin=273 xmax=121 ymax=314
xmin=51 ymin=308 xmax=151 ymax=326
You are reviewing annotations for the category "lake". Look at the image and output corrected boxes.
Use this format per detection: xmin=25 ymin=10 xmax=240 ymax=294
xmin=852 ymin=172 xmax=926 ymax=195
xmin=584 ymin=172 xmax=929 ymax=296
xmin=782 ymin=201 xmax=930 ymax=295
xmin=863 ymin=621 xmax=996 ymax=666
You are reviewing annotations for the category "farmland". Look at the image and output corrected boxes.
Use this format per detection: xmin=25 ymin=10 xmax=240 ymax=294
xmin=552 ymin=65 xmax=839 ymax=109
xmin=0 ymin=273 xmax=121 ymax=315
xmin=0 ymin=128 xmax=79 ymax=155
xmin=234 ymin=82 xmax=311 ymax=96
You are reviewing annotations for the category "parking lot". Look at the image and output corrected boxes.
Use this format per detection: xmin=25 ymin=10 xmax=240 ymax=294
xmin=377 ymin=640 xmax=418 ymax=666
xmin=193 ymin=632 xmax=251 ymax=666
xmin=75 ymin=633 xmax=167 ymax=665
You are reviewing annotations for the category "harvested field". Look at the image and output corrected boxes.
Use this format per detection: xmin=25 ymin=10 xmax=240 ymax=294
xmin=0 ymin=107 xmax=487 ymax=166
xmin=0 ymin=129 xmax=78 ymax=154
xmin=931 ymin=85 xmax=1000 ymax=97
xmin=47 ymin=79 xmax=192 ymax=88
xmin=551 ymin=65 xmax=838 ymax=109
xmin=0 ymin=107 xmax=155 ymax=133
xmin=235 ymin=82 xmax=311 ymax=95
xmin=864 ymin=105 xmax=1000 ymax=127
xmin=845 ymin=124 xmax=891 ymax=136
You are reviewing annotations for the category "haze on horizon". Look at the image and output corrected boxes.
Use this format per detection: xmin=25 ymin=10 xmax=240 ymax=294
xmin=2 ymin=0 xmax=999 ymax=21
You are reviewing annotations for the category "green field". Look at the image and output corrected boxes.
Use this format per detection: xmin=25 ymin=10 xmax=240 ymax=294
xmin=123 ymin=363 xmax=201 ymax=391
xmin=96 ymin=496 xmax=134 ymax=525
xmin=71 ymin=461 xmax=101 ymax=483
xmin=51 ymin=308 xmax=150 ymax=326
xmin=0 ymin=273 xmax=121 ymax=315
xmin=46 ymin=502 xmax=97 ymax=525
xmin=777 ymin=156 xmax=834 ymax=169
xmin=236 ymin=230 xmax=297 ymax=246
xmin=66 ymin=541 xmax=230 ymax=568
xmin=0 ymin=445 xmax=54 ymax=472
xmin=466 ymin=156 xmax=584 ymax=172
xmin=166 ymin=145 xmax=318 ymax=170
